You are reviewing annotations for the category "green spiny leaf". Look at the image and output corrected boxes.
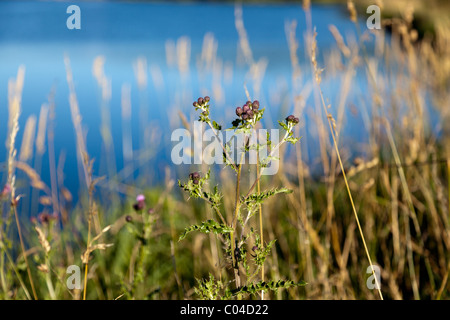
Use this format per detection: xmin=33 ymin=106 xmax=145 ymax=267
xmin=178 ymin=219 xmax=233 ymax=241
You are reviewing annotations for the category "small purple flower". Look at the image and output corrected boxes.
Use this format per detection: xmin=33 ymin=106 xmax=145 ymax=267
xmin=125 ymin=215 xmax=133 ymax=223
xmin=1 ymin=184 xmax=11 ymax=197
xmin=133 ymin=194 xmax=146 ymax=211
xmin=38 ymin=212 xmax=54 ymax=224
xmin=235 ymin=107 xmax=243 ymax=116
xmin=252 ymin=100 xmax=260 ymax=109
xmin=189 ymin=172 xmax=200 ymax=180
xmin=204 ymin=96 xmax=210 ymax=102
xmin=286 ymin=115 xmax=300 ymax=125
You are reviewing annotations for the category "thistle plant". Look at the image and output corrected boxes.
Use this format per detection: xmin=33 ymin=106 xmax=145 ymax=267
xmin=179 ymin=96 xmax=306 ymax=300
xmin=122 ymin=194 xmax=157 ymax=299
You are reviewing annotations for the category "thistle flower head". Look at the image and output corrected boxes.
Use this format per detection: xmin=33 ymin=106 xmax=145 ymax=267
xmin=38 ymin=212 xmax=55 ymax=224
xmin=286 ymin=115 xmax=299 ymax=125
xmin=189 ymin=172 xmax=200 ymax=180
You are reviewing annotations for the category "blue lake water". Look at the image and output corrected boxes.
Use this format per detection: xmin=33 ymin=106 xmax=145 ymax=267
xmin=0 ymin=1 xmax=387 ymax=210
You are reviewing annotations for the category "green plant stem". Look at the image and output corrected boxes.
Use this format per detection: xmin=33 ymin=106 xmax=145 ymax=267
xmin=45 ymin=264 xmax=56 ymax=300
xmin=13 ymin=205 xmax=38 ymax=300
xmin=0 ymin=237 xmax=8 ymax=298
xmin=83 ymin=216 xmax=91 ymax=300
xmin=256 ymin=159 xmax=264 ymax=300
xmin=2 ymin=245 xmax=31 ymax=300
xmin=447 ymin=159 xmax=450 ymax=224
xmin=206 ymin=121 xmax=238 ymax=172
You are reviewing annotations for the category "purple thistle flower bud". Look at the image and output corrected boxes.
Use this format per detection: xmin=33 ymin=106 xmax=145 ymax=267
xmin=252 ymin=100 xmax=260 ymax=108
xmin=204 ymin=96 xmax=210 ymax=102
xmin=190 ymin=172 xmax=200 ymax=181
xmin=236 ymin=107 xmax=243 ymax=116
xmin=286 ymin=115 xmax=295 ymax=123
xmin=242 ymin=113 xmax=249 ymax=120
xmin=125 ymin=215 xmax=132 ymax=222
xmin=294 ymin=117 xmax=300 ymax=124
xmin=136 ymin=194 xmax=145 ymax=203
xmin=198 ymin=97 xmax=204 ymax=105
xmin=193 ymin=101 xmax=199 ymax=107
xmin=38 ymin=212 xmax=51 ymax=224
xmin=193 ymin=179 xmax=199 ymax=185
xmin=247 ymin=110 xmax=254 ymax=118
xmin=243 ymin=105 xmax=250 ymax=113
xmin=133 ymin=201 xmax=145 ymax=211
xmin=246 ymin=100 xmax=252 ymax=106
